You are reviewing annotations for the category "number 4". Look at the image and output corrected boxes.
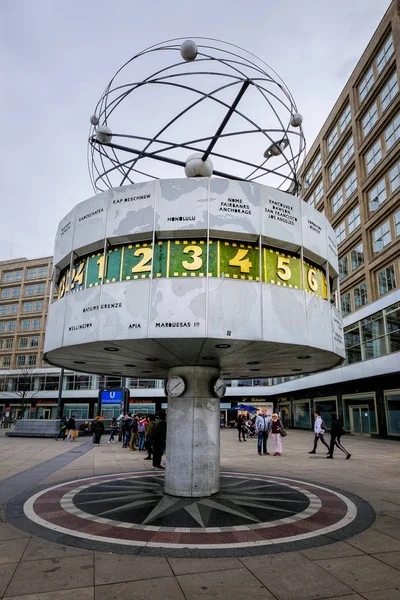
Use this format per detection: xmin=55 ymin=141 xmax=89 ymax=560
xmin=228 ymin=249 xmax=252 ymax=273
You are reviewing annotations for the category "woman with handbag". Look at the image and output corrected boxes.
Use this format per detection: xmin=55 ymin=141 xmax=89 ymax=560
xmin=270 ymin=413 xmax=284 ymax=456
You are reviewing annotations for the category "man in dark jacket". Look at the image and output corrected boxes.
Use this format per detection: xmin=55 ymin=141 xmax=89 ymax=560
xmin=129 ymin=416 xmax=139 ymax=451
xmin=152 ymin=411 xmax=167 ymax=469
xmin=66 ymin=415 xmax=77 ymax=442
xmin=55 ymin=416 xmax=67 ymax=441
xmin=327 ymin=414 xmax=351 ymax=459
xmin=91 ymin=416 xmax=105 ymax=445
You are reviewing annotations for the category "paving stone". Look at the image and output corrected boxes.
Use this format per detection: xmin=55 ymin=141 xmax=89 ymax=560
xmin=361 ymin=590 xmax=400 ymax=600
xmin=0 ymin=563 xmax=18 ymax=596
xmin=4 ymin=555 xmax=94 ymax=597
xmin=168 ymin=556 xmax=242 ymax=575
xmin=316 ymin=555 xmax=400 ymax=593
xmin=300 ymin=541 xmax=365 ymax=561
xmin=0 ymin=523 xmax=30 ymax=541
xmin=240 ymin=552 xmax=353 ymax=600
xmin=95 ymin=576 xmax=185 ymax=600
xmin=346 ymin=528 xmax=400 ymax=553
xmin=177 ymin=567 xmax=275 ymax=599
xmin=22 ymin=537 xmax=94 ymax=561
xmin=0 ymin=539 xmax=29 ymax=564
xmin=372 ymin=515 xmax=400 ymax=540
xmin=4 ymin=588 xmax=94 ymax=600
xmin=371 ymin=551 xmax=400 ymax=570
xmin=94 ymin=552 xmax=173 ymax=585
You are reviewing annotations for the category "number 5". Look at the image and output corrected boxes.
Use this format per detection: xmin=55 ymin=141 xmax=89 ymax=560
xmin=277 ymin=256 xmax=291 ymax=281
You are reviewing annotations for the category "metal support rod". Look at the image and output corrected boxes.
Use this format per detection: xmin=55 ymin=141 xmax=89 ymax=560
xmin=56 ymin=368 xmax=64 ymax=419
xmin=202 ymin=79 xmax=250 ymax=162
xmin=93 ymin=139 xmax=243 ymax=180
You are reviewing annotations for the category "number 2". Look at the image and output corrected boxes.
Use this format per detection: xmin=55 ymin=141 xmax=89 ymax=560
xmin=132 ymin=247 xmax=152 ymax=273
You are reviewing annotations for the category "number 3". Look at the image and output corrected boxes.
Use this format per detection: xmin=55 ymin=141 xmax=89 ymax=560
xmin=276 ymin=256 xmax=291 ymax=281
xmin=182 ymin=245 xmax=203 ymax=270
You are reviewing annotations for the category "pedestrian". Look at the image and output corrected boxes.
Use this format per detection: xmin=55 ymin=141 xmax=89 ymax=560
xmin=129 ymin=415 xmax=139 ymax=451
xmin=66 ymin=415 xmax=77 ymax=442
xmin=152 ymin=411 xmax=167 ymax=469
xmin=236 ymin=414 xmax=246 ymax=442
xmin=255 ymin=410 xmax=270 ymax=455
xmin=138 ymin=417 xmax=146 ymax=451
xmin=270 ymin=413 xmax=284 ymax=456
xmin=55 ymin=415 xmax=68 ymax=440
xmin=309 ymin=411 xmax=330 ymax=454
xmin=121 ymin=414 xmax=131 ymax=448
xmin=327 ymin=414 xmax=351 ymax=459
xmin=144 ymin=415 xmax=156 ymax=461
xmin=91 ymin=416 xmax=105 ymax=446
xmin=107 ymin=417 xmax=118 ymax=443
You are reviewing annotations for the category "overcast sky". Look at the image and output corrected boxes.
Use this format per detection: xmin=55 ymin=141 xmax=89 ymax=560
xmin=0 ymin=0 xmax=390 ymax=262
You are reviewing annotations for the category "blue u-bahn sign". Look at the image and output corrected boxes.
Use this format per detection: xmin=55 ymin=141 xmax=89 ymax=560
xmin=100 ymin=389 xmax=123 ymax=404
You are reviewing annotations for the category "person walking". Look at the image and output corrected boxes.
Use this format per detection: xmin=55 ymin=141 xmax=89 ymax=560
xmin=236 ymin=414 xmax=246 ymax=442
xmin=66 ymin=415 xmax=77 ymax=442
xmin=255 ymin=410 xmax=270 ymax=455
xmin=144 ymin=415 xmax=156 ymax=461
xmin=121 ymin=414 xmax=131 ymax=448
xmin=129 ymin=416 xmax=139 ymax=451
xmin=309 ymin=411 xmax=330 ymax=454
xmin=55 ymin=415 xmax=67 ymax=440
xmin=152 ymin=411 xmax=167 ymax=469
xmin=91 ymin=416 xmax=105 ymax=446
xmin=327 ymin=414 xmax=351 ymax=459
xmin=107 ymin=417 xmax=118 ymax=443
xmin=270 ymin=413 xmax=284 ymax=456
xmin=138 ymin=417 xmax=146 ymax=451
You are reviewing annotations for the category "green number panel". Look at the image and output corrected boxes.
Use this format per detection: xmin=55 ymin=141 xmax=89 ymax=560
xmin=56 ymin=238 xmax=328 ymax=300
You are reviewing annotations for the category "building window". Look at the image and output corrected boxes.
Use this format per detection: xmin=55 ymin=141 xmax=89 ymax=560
xmin=386 ymin=306 xmax=400 ymax=355
xmin=351 ymin=243 xmax=364 ymax=271
xmin=22 ymin=300 xmax=43 ymax=313
xmin=344 ymin=170 xmax=357 ymax=199
xmin=354 ymin=283 xmax=368 ymax=309
xmin=30 ymin=336 xmax=39 ymax=347
xmin=381 ymin=73 xmax=399 ymax=112
xmin=34 ymin=301 xmax=44 ymax=311
xmin=365 ymin=139 xmax=382 ymax=173
xmin=385 ymin=114 xmax=400 ymax=151
xmin=395 ymin=211 xmax=400 ymax=237
xmin=0 ymin=321 xmax=17 ymax=333
xmin=332 ymin=188 xmax=344 ymax=214
xmin=21 ymin=320 xmax=30 ymax=330
xmin=342 ymin=136 xmax=354 ymax=165
xmin=2 ymin=271 xmax=22 ymax=283
xmin=328 ymin=128 xmax=339 ymax=152
xmin=378 ymin=264 xmax=396 ymax=296
xmin=16 ymin=356 xmax=26 ymax=367
xmin=19 ymin=338 xmax=28 ymax=348
xmin=373 ymin=220 xmax=391 ymax=253
xmin=314 ymin=180 xmax=323 ymax=203
xmin=23 ymin=302 xmax=32 ymax=313
xmin=28 ymin=355 xmax=37 ymax=366
xmin=27 ymin=266 xmax=49 ymax=279
xmin=377 ymin=33 xmax=394 ymax=74
xmin=339 ymin=104 xmax=351 ymax=133
xmin=344 ymin=323 xmax=362 ymax=364
xmin=390 ymin=161 xmax=400 ymax=192
xmin=25 ymin=283 xmax=46 ymax=296
xmin=335 ymin=221 xmax=346 ymax=244
xmin=368 ymin=179 xmax=387 ymax=211
xmin=32 ymin=319 xmax=41 ymax=329
xmin=347 ymin=205 xmax=360 ymax=234
xmin=341 ymin=293 xmax=351 ymax=315
xmin=330 ymin=156 xmax=341 ymax=182
xmin=361 ymin=102 xmax=378 ymax=137
xmin=339 ymin=256 xmax=348 ymax=280
xmin=1 ymin=288 xmax=20 ymax=299
xmin=5 ymin=339 xmax=13 ymax=349
xmin=359 ymin=66 xmax=375 ymax=102
xmin=313 ymin=153 xmax=322 ymax=174
xmin=2 ymin=356 xmax=11 ymax=367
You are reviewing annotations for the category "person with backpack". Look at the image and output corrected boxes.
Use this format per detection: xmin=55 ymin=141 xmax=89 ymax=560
xmin=129 ymin=415 xmax=139 ymax=451
xmin=308 ymin=410 xmax=330 ymax=454
xmin=327 ymin=414 xmax=351 ymax=459
xmin=55 ymin=415 xmax=67 ymax=440
xmin=66 ymin=415 xmax=77 ymax=442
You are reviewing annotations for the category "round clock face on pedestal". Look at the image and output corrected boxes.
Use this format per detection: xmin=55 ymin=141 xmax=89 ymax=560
xmin=214 ymin=378 xmax=226 ymax=398
xmin=166 ymin=376 xmax=186 ymax=397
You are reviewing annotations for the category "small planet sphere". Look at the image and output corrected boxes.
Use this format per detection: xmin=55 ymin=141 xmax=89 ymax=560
xmin=180 ymin=40 xmax=198 ymax=62
xmin=184 ymin=153 xmax=213 ymax=177
xmin=96 ymin=125 xmax=112 ymax=144
xmin=290 ymin=113 xmax=303 ymax=127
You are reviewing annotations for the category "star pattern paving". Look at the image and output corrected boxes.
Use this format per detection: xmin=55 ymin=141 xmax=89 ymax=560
xmin=73 ymin=475 xmax=310 ymax=528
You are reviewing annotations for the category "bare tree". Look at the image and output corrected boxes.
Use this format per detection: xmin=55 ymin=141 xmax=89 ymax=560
xmin=0 ymin=368 xmax=42 ymax=418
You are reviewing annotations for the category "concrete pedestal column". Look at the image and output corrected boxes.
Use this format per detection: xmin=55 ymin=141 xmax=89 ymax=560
xmin=164 ymin=366 xmax=220 ymax=497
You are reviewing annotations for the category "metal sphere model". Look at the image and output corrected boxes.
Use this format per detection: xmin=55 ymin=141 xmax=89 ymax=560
xmin=46 ymin=39 xmax=344 ymax=498
xmin=87 ymin=37 xmax=306 ymax=195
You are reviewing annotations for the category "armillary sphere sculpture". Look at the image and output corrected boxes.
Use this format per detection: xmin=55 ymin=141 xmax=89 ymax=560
xmin=45 ymin=38 xmax=344 ymax=498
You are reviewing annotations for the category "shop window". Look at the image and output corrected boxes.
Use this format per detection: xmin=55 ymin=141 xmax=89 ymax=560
xmin=314 ymin=398 xmax=338 ymax=429
xmin=386 ymin=306 xmax=400 ymax=353
xmin=361 ymin=313 xmax=387 ymax=359
xmin=385 ymin=391 xmax=400 ymax=436
xmin=344 ymin=323 xmax=362 ymax=364
xmin=342 ymin=394 xmax=378 ymax=434
xmin=293 ymin=400 xmax=311 ymax=428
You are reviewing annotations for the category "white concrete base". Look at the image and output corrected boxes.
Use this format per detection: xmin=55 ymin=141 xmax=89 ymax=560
xmin=164 ymin=366 xmax=220 ymax=497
